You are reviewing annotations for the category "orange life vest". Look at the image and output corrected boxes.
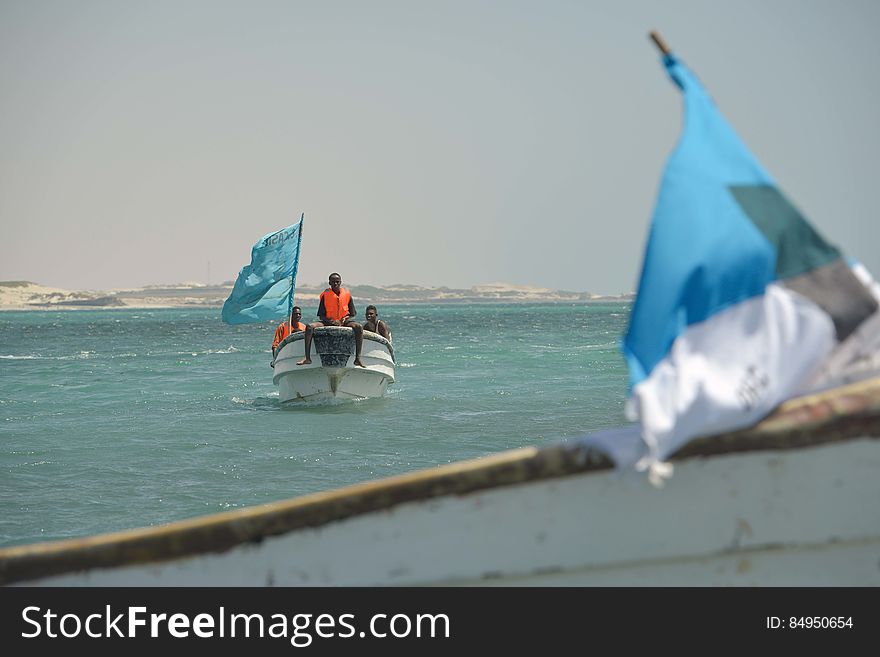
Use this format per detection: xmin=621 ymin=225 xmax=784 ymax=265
xmin=273 ymin=321 xmax=306 ymax=351
xmin=320 ymin=288 xmax=352 ymax=322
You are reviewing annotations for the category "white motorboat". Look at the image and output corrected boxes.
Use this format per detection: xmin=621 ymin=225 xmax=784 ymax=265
xmin=271 ymin=326 xmax=395 ymax=403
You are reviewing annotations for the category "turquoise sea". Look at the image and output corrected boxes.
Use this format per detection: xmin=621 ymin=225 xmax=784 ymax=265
xmin=0 ymin=302 xmax=630 ymax=549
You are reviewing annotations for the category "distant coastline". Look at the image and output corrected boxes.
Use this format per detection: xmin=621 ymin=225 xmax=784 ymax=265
xmin=0 ymin=281 xmax=633 ymax=310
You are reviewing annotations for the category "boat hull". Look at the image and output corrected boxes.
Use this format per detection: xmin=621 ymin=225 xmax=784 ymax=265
xmin=2 ymin=377 xmax=879 ymax=586
xmin=272 ymin=327 xmax=394 ymax=403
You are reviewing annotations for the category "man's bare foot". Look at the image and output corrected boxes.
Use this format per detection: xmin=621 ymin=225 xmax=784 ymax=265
xmin=354 ymin=358 xmax=366 ymax=368
xmin=297 ymin=358 xmax=311 ymax=366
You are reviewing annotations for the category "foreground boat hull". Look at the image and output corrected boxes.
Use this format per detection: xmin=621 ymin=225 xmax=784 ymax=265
xmin=2 ymin=377 xmax=879 ymax=586
xmin=6 ymin=439 xmax=879 ymax=586
xmin=272 ymin=327 xmax=394 ymax=403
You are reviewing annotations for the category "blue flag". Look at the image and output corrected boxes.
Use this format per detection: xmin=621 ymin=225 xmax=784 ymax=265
xmin=221 ymin=216 xmax=304 ymax=325
xmin=620 ymin=53 xmax=878 ymax=468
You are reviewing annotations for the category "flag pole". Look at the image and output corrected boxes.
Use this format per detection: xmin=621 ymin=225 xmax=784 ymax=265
xmin=287 ymin=213 xmax=304 ymax=329
xmin=649 ymin=31 xmax=671 ymax=56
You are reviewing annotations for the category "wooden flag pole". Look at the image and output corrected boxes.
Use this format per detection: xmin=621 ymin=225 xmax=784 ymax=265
xmin=649 ymin=31 xmax=671 ymax=56
xmin=286 ymin=214 xmax=304 ymax=330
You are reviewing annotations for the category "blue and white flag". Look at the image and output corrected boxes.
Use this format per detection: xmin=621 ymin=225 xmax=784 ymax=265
xmin=221 ymin=216 xmax=304 ymax=325
xmin=621 ymin=53 xmax=878 ymax=470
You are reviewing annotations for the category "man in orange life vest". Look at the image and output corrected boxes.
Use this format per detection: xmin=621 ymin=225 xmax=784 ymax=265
xmin=297 ymin=273 xmax=366 ymax=368
xmin=272 ymin=306 xmax=307 ymax=357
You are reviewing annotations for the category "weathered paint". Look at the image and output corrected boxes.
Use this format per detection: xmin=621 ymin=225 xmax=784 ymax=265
xmin=2 ymin=377 xmax=880 ymax=586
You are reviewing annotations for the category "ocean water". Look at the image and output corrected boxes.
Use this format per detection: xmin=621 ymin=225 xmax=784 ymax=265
xmin=0 ymin=302 xmax=630 ymax=549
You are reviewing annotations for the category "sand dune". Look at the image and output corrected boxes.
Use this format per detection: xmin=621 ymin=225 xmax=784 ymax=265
xmin=0 ymin=281 xmax=630 ymax=310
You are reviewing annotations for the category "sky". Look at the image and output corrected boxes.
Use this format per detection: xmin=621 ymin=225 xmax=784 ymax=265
xmin=2 ymin=0 xmax=879 ymax=294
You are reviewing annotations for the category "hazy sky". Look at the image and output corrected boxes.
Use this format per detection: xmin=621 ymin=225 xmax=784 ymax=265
xmin=2 ymin=1 xmax=879 ymax=294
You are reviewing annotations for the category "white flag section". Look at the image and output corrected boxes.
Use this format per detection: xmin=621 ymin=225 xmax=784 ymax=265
xmin=581 ymin=52 xmax=880 ymax=480
xmin=626 ymin=283 xmax=835 ymax=469
xmin=808 ymin=262 xmax=880 ymax=392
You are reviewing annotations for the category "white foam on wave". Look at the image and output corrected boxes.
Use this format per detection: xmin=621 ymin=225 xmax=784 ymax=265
xmin=1 ymin=351 xmax=96 ymax=360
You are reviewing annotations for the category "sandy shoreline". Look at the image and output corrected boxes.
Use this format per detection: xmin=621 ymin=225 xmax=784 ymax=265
xmin=0 ymin=281 xmax=631 ymax=310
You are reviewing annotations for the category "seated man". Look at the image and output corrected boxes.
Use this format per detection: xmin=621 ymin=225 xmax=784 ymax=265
xmin=272 ymin=306 xmax=306 ymax=356
xmin=363 ymin=305 xmax=392 ymax=342
xmin=297 ymin=273 xmax=365 ymax=367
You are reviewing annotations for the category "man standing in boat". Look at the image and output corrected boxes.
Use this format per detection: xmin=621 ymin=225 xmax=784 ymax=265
xmin=297 ymin=273 xmax=365 ymax=367
xmin=272 ymin=305 xmax=306 ymax=357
